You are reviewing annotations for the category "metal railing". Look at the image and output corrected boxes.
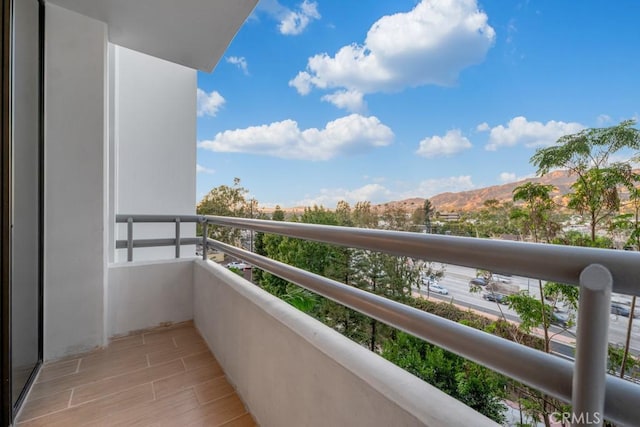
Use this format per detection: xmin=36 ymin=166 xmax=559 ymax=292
xmin=116 ymin=214 xmax=640 ymax=426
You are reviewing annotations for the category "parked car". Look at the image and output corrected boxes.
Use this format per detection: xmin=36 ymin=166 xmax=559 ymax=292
xmin=482 ymin=292 xmax=508 ymax=304
xmin=469 ymin=277 xmax=488 ymax=287
xmin=551 ymin=310 xmax=570 ymax=328
xmin=491 ymin=273 xmax=512 ymax=283
xmin=428 ymin=283 xmax=449 ymax=295
xmin=421 ymin=275 xmax=438 ymax=287
xmin=611 ymin=303 xmax=633 ymax=317
xmin=226 ymin=261 xmax=249 ymax=270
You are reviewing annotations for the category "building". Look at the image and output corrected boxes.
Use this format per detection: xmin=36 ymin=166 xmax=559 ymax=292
xmin=2 ymin=0 xmax=256 ymax=424
xmin=436 ymin=212 xmax=461 ymax=222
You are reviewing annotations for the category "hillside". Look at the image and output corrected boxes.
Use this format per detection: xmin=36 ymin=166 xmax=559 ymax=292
xmin=429 ymin=170 xmax=576 ymax=212
xmin=260 ymin=169 xmax=638 ymax=215
xmin=373 ymin=170 xmax=576 ymax=213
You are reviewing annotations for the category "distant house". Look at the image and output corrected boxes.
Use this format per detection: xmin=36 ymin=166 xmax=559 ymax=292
xmin=437 ymin=212 xmax=461 ymax=222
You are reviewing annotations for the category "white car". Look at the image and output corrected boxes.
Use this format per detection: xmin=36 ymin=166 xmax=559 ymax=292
xmin=226 ymin=261 xmax=249 ymax=270
xmin=428 ymin=283 xmax=449 ymax=295
xmin=421 ymin=274 xmax=438 ymax=286
xmin=491 ymin=274 xmax=512 ymax=283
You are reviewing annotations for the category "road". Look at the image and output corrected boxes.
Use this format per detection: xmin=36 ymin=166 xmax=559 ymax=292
xmin=416 ymin=264 xmax=640 ymax=356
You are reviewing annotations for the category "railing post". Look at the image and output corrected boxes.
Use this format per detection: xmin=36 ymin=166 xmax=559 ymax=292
xmin=175 ymin=217 xmax=181 ymax=259
xmin=201 ymin=220 xmax=208 ymax=261
xmin=127 ymin=217 xmax=133 ymax=262
xmin=572 ymin=264 xmax=612 ymax=426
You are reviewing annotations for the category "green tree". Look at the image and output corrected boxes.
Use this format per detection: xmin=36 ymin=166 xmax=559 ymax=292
xmin=433 ymin=214 xmax=475 ymax=237
xmin=505 ymin=282 xmax=578 ymax=427
xmin=529 ymin=122 xmax=640 ymax=418
xmin=512 ymin=182 xmax=560 ymax=243
xmin=531 ymin=120 xmax=640 ymax=241
xmin=256 ymin=205 xmax=351 ymax=339
xmin=381 ymin=205 xmax=412 ymax=231
xmin=347 ymin=205 xmax=423 ymax=350
xmin=511 ymin=182 xmax=560 ymax=352
xmin=382 ymin=331 xmax=507 ymax=424
xmin=253 ymin=206 xmax=285 ymax=285
xmin=567 ymin=167 xmax=626 ymax=240
xmin=197 ymin=177 xmax=249 ymax=245
xmin=502 ymin=182 xmax=581 ymax=426
xmin=607 ymin=344 xmax=639 ymax=380
xmin=259 ymin=206 xmax=364 ymax=334
xmin=411 ymin=206 xmax=424 ymax=228
xmin=424 ymin=199 xmax=435 ymax=233
xmin=259 ymin=230 xmax=292 ymax=296
xmin=552 ymin=230 xmax=612 ymax=248
xmin=335 ymin=200 xmax=352 ymax=226
xmin=352 ymin=201 xmax=378 ymax=228
xmin=350 ymin=248 xmax=420 ymax=350
xmin=473 ymin=199 xmax=519 ymax=237
xmin=272 ymin=205 xmax=285 ymax=221
xmin=609 ymin=172 xmax=640 ymax=378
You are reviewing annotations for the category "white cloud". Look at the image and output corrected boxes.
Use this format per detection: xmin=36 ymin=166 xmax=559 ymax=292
xmin=476 ymin=122 xmax=490 ymax=132
xmin=400 ymin=176 xmax=476 ymax=199
xmin=479 ymin=116 xmax=584 ymax=151
xmin=296 ymin=184 xmax=393 ymax=207
xmin=294 ymin=175 xmax=475 ymax=207
xmin=499 ymin=172 xmax=516 ymax=183
xmin=289 ymin=0 xmax=495 ymax=110
xmin=498 ymin=171 xmax=534 ymax=183
xmin=257 ymin=0 xmax=320 ymax=36
xmin=197 ymin=88 xmax=225 ymax=117
xmin=289 ymin=71 xmax=315 ymax=95
xmin=280 ymin=0 xmax=320 ymax=35
xmin=321 ymin=90 xmax=366 ymax=113
xmin=596 ymin=114 xmax=612 ymax=126
xmin=289 ymin=175 xmax=475 ymax=207
xmin=198 ymin=114 xmax=394 ymax=161
xmin=226 ymin=56 xmax=249 ymax=75
xmin=196 ymin=164 xmax=215 ymax=174
xmin=416 ymin=129 xmax=472 ymax=158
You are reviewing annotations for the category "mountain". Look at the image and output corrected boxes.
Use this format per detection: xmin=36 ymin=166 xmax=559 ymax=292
xmin=374 ymin=170 xmax=577 ymax=213
xmin=265 ymin=169 xmax=636 ymax=215
xmin=429 ymin=170 xmax=576 ymax=212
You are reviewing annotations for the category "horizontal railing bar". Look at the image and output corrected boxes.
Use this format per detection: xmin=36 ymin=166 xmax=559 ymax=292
xmin=115 ymin=237 xmax=199 ymax=249
xmin=116 ymin=214 xmax=202 ymax=223
xmin=207 ymin=238 xmax=640 ymax=426
xmin=114 ymin=213 xmax=640 ymax=294
xmin=114 ymin=213 xmax=640 ymax=423
xmin=203 ymin=216 xmax=640 ymax=296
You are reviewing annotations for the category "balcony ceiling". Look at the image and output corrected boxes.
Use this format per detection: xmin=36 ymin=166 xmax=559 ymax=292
xmin=50 ymin=0 xmax=258 ymax=71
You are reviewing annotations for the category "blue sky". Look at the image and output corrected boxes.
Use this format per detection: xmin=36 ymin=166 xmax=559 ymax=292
xmin=196 ymin=0 xmax=640 ymax=208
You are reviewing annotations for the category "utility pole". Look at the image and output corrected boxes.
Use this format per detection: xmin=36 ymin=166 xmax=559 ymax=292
xmin=249 ymin=198 xmax=255 ymax=283
xmin=249 ymin=198 xmax=255 ymax=252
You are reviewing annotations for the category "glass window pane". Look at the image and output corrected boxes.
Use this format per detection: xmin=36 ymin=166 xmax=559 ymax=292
xmin=11 ymin=0 xmax=41 ymax=408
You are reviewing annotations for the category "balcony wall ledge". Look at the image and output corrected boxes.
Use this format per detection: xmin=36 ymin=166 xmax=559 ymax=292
xmin=193 ymin=259 xmax=498 ymax=427
xmin=107 ymin=257 xmax=195 ymax=338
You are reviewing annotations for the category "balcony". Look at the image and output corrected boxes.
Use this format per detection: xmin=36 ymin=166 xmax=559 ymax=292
xmin=17 ymin=322 xmax=254 ymax=426
xmin=16 ymin=214 xmax=640 ymax=426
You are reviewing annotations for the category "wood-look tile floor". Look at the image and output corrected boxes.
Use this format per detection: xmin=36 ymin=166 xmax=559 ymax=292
xmin=16 ymin=321 xmax=256 ymax=427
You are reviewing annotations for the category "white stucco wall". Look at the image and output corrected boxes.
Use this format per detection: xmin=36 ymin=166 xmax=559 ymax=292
xmin=44 ymin=4 xmax=108 ymax=360
xmin=193 ymin=260 xmax=498 ymax=427
xmin=44 ymin=4 xmax=198 ymax=360
xmin=107 ymin=259 xmax=193 ymax=337
xmin=111 ymin=46 xmax=197 ymax=263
